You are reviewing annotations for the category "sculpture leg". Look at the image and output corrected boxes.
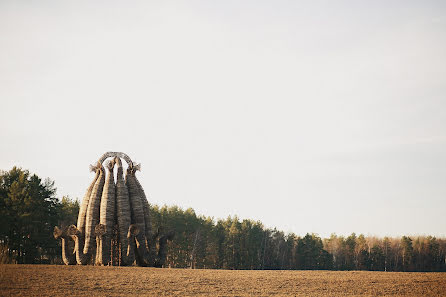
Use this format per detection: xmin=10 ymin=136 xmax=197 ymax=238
xmin=54 ymin=226 xmax=76 ymax=265
xmin=123 ymin=224 xmax=138 ymax=266
xmin=68 ymin=225 xmax=90 ymax=265
xmin=154 ymin=231 xmax=175 ymax=268
xmin=95 ymin=224 xmax=107 ymax=265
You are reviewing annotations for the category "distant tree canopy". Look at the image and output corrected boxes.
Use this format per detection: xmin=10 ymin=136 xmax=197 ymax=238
xmin=1 ymin=166 xmax=445 ymax=271
xmin=0 ymin=167 xmax=78 ymax=264
xmin=151 ymin=205 xmax=446 ymax=272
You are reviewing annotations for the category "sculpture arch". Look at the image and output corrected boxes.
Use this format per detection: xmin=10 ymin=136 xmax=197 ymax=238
xmin=97 ymin=151 xmax=135 ymax=167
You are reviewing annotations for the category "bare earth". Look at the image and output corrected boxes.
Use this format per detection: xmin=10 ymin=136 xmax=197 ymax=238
xmin=1 ymin=265 xmax=445 ymax=296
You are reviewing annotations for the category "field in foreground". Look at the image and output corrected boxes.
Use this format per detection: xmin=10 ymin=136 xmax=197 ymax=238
xmin=1 ymin=265 xmax=446 ymax=296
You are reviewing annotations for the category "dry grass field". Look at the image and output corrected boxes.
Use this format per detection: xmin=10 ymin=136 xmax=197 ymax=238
xmin=1 ymin=265 xmax=445 ymax=296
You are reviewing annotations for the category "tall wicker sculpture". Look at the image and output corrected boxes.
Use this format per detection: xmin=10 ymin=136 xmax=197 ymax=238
xmin=54 ymin=152 xmax=173 ymax=266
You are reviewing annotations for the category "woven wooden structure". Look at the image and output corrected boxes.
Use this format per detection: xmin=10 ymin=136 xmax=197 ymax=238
xmin=54 ymin=152 xmax=173 ymax=266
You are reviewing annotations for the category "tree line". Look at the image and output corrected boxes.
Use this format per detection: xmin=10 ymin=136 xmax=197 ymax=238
xmin=0 ymin=167 xmax=79 ymax=264
xmin=151 ymin=205 xmax=446 ymax=272
xmin=1 ymin=167 xmax=445 ymax=271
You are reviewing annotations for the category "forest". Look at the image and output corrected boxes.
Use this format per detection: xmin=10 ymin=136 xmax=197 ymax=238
xmin=1 ymin=167 xmax=445 ymax=272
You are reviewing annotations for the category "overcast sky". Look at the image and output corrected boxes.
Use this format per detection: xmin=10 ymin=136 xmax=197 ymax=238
xmin=1 ymin=1 xmax=445 ymax=238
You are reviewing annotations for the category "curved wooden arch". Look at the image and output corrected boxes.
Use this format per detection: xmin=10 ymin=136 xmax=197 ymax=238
xmin=98 ymin=152 xmax=133 ymax=165
xmin=90 ymin=152 xmax=140 ymax=172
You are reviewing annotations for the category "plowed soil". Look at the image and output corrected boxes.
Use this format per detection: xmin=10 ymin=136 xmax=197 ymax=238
xmin=1 ymin=265 xmax=445 ymax=296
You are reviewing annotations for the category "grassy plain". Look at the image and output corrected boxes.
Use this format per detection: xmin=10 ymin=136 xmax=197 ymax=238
xmin=1 ymin=264 xmax=445 ymax=296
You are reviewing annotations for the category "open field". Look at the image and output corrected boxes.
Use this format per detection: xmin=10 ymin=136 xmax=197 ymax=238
xmin=1 ymin=265 xmax=445 ymax=296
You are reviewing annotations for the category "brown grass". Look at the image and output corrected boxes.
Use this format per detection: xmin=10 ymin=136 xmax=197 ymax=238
xmin=1 ymin=265 xmax=445 ymax=296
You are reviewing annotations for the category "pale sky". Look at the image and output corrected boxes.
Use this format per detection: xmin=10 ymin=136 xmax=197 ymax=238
xmin=1 ymin=1 xmax=445 ymax=238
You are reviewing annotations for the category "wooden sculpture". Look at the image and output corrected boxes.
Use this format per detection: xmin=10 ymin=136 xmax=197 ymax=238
xmin=54 ymin=152 xmax=174 ymax=266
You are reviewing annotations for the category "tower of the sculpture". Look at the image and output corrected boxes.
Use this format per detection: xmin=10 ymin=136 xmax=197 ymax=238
xmin=54 ymin=152 xmax=173 ymax=266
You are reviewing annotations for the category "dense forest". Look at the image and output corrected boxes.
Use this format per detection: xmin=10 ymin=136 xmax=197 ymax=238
xmin=152 ymin=205 xmax=446 ymax=272
xmin=1 ymin=167 xmax=445 ymax=271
